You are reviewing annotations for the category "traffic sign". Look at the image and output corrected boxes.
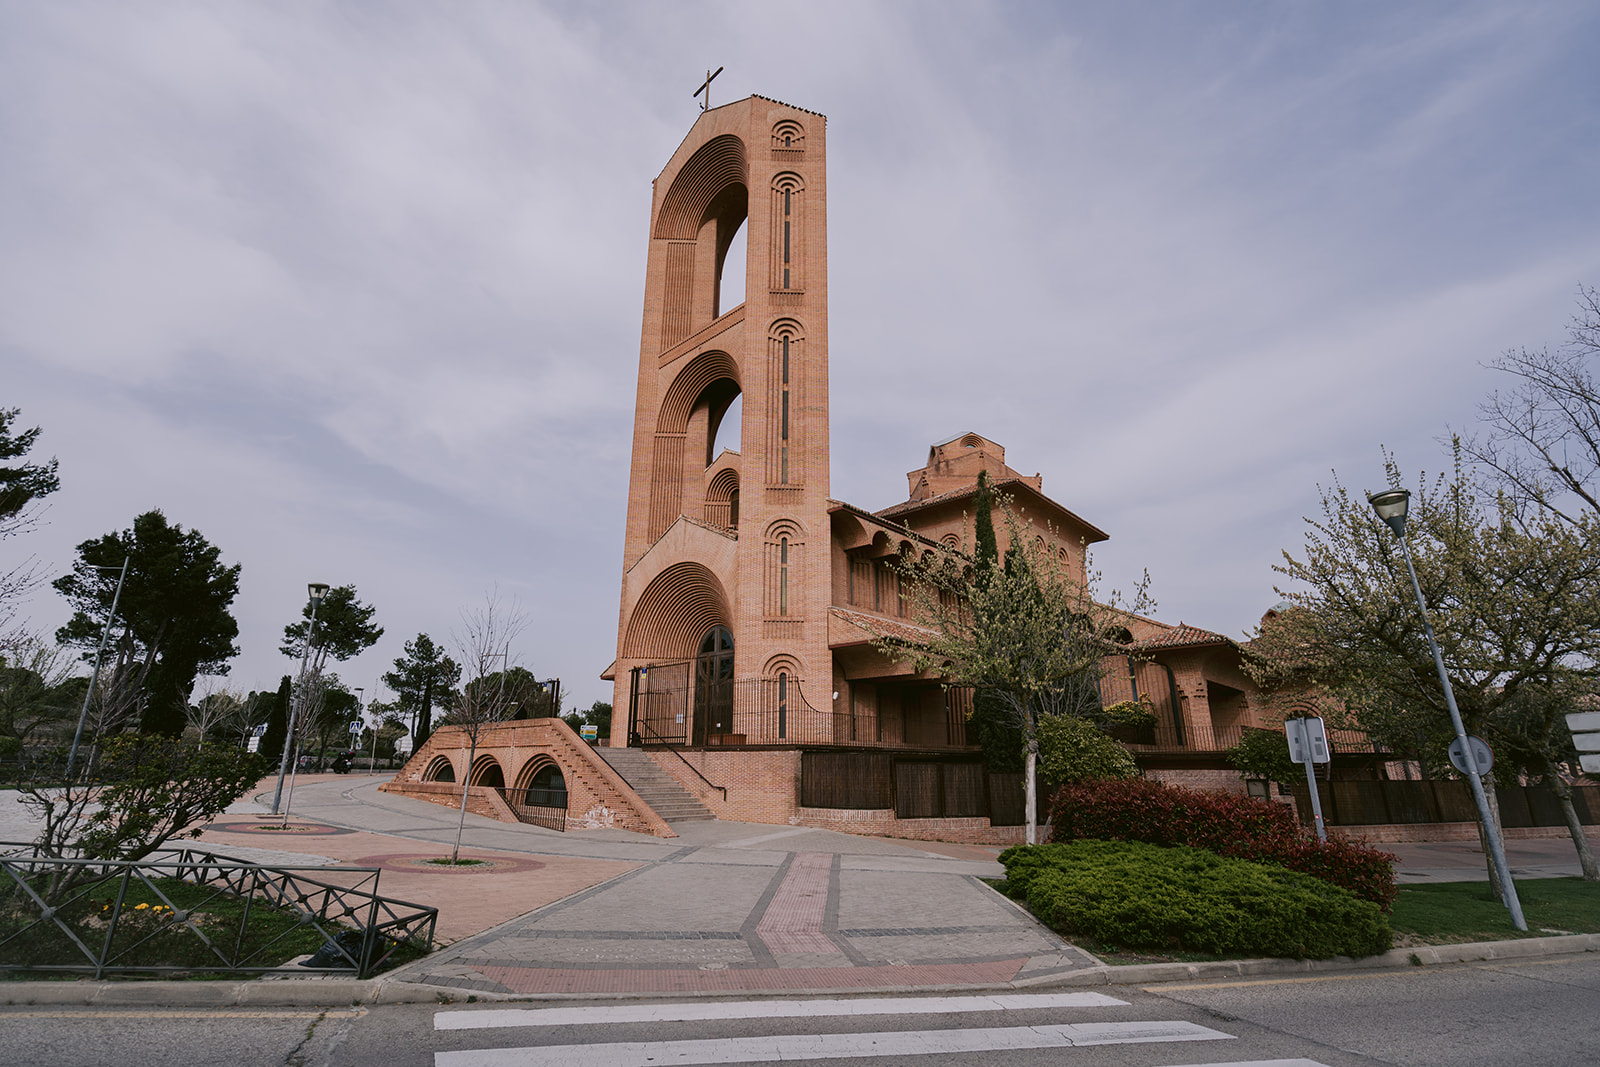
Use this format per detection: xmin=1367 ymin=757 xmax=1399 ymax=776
xmin=1448 ymin=735 xmax=1494 ymax=776
xmin=1565 ymin=712 xmax=1600 ymax=774
xmin=349 ymin=720 xmax=364 ymax=735
xmin=1284 ymin=717 xmax=1331 ymax=765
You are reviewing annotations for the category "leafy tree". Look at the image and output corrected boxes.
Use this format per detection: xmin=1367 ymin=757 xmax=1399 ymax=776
xmin=382 ymin=633 xmax=461 ymax=746
xmin=280 ymin=584 xmax=383 ymax=675
xmin=1 ymin=407 xmax=62 ymax=642
xmin=304 ymin=675 xmax=360 ymax=768
xmin=1227 ymin=726 xmax=1300 ymax=786
xmin=563 ymin=700 xmax=613 ymax=741
xmin=873 ymin=500 xmax=1151 ymax=845
xmin=0 ymin=406 xmax=60 ymax=530
xmin=1255 ymin=450 xmax=1600 ymax=881
xmin=53 ymin=510 xmax=241 ymax=736
xmin=1036 ymin=714 xmax=1138 ymax=786
xmin=258 ymin=675 xmax=292 ymax=765
xmin=466 ymin=665 xmax=556 ymax=720
xmin=0 ymin=635 xmax=80 ymax=746
xmin=19 ymin=735 xmax=263 ymax=903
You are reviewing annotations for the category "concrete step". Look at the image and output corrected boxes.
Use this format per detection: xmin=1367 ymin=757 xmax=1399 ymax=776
xmin=596 ymin=747 xmax=715 ymax=823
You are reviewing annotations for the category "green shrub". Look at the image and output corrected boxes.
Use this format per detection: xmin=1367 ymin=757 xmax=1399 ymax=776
xmin=1036 ymin=714 xmax=1138 ymax=786
xmin=1001 ymin=839 xmax=1392 ymax=960
xmin=1048 ymin=777 xmax=1398 ymax=909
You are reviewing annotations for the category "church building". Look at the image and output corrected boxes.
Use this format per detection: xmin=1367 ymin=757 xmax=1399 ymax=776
xmin=386 ymin=95 xmax=1284 ymax=841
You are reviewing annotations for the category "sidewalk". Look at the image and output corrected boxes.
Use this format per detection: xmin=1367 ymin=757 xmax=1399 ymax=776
xmin=208 ymin=776 xmax=1091 ymax=996
xmin=6 ymin=776 xmax=1597 ymax=1003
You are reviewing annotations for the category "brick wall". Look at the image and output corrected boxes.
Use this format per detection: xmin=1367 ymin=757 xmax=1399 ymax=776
xmin=647 ymin=747 xmax=802 ymax=824
xmin=381 ymin=719 xmax=675 ymax=837
xmin=791 ymin=806 xmax=1025 ymax=845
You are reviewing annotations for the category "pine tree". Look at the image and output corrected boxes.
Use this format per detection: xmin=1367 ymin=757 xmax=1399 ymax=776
xmin=258 ymin=675 xmax=291 ymax=765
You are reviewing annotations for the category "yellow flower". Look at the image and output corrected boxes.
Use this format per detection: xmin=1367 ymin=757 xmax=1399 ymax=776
xmin=134 ymin=903 xmax=149 ymax=910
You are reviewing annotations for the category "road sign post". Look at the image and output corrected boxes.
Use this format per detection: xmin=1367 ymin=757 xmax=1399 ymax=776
xmin=1285 ymin=716 xmax=1331 ymax=842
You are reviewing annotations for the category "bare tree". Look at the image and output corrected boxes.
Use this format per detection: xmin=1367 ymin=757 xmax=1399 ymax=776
xmin=443 ymin=592 xmax=528 ymax=862
xmin=184 ymin=680 xmax=244 ymax=743
xmin=1466 ymin=285 xmax=1600 ymax=524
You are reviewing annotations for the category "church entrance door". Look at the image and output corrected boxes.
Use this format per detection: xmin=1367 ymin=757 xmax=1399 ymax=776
xmin=694 ymin=626 xmax=735 ymax=745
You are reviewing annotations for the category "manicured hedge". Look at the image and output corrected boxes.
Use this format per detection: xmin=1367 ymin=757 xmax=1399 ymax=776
xmin=1001 ymin=839 xmax=1393 ymax=959
xmin=1048 ymin=778 xmax=1398 ymax=910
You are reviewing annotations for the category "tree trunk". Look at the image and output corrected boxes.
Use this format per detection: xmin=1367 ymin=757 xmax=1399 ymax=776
xmin=1478 ymin=773 xmax=1505 ymax=900
xmin=1024 ymin=742 xmax=1038 ymax=846
xmin=451 ymin=732 xmax=477 ymax=863
xmin=1548 ymin=774 xmax=1600 ymax=881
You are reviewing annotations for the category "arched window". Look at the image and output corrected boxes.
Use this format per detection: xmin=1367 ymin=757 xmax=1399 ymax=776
xmin=778 ymin=535 xmax=790 ymax=616
xmin=770 ymin=174 xmax=804 ymax=292
xmin=766 ymin=320 xmax=804 ymax=487
xmin=527 ymin=764 xmax=567 ymax=808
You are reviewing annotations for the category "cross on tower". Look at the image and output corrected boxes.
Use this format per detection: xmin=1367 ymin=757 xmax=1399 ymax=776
xmin=694 ymin=66 xmax=723 ymax=112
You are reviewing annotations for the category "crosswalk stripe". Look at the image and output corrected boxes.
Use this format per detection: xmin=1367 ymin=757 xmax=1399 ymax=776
xmin=435 ymin=991 xmax=1128 ymax=1031
xmin=434 ymin=1020 xmax=1233 ymax=1066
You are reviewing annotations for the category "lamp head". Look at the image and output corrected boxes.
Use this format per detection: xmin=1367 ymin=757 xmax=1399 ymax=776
xmin=1367 ymin=488 xmax=1411 ymax=536
xmin=307 ymin=582 xmax=331 ymax=605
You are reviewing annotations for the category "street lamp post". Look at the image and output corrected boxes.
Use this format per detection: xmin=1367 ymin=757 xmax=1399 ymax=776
xmin=353 ymin=686 xmax=364 ymax=769
xmin=66 ymin=556 xmax=130 ymax=781
xmin=1368 ymin=488 xmax=1526 ymax=931
xmin=270 ymin=583 xmax=330 ymax=816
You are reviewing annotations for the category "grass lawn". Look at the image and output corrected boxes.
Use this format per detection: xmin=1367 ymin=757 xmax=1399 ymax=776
xmin=3 ymin=875 xmax=424 ymax=978
xmin=1390 ymin=877 xmax=1600 ymax=945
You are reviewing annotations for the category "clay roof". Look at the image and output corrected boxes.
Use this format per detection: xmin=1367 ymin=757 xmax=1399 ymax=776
xmin=873 ymin=478 xmax=1110 ymax=543
xmin=830 ymin=607 xmax=939 ymax=645
xmin=1132 ymin=624 xmax=1235 ymax=651
xmin=750 ymin=93 xmax=828 ymax=120
xmin=827 ymin=500 xmax=950 ymax=551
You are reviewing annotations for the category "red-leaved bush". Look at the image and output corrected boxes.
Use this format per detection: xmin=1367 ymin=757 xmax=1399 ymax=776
xmin=1047 ymin=778 xmax=1398 ymax=910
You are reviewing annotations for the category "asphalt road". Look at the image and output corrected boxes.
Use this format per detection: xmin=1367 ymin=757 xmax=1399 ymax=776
xmin=4 ymin=953 xmax=1597 ymax=1067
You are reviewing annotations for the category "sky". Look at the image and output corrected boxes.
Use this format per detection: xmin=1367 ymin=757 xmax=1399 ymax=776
xmin=4 ymin=2 xmax=1600 ymax=716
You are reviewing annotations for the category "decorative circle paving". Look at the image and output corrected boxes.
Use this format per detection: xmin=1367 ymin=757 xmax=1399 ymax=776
xmin=207 ymin=821 xmax=356 ymax=836
xmin=354 ymin=853 xmax=547 ymax=875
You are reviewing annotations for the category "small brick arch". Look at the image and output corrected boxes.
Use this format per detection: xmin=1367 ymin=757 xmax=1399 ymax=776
xmin=423 ymin=754 xmax=455 ymax=783
xmin=470 ymin=755 xmax=505 ymax=788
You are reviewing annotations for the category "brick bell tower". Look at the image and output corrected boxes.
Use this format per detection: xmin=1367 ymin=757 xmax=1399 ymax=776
xmin=608 ymin=96 xmax=830 ymax=748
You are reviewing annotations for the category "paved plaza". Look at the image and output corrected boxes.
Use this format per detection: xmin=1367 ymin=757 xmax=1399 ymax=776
xmin=5 ymin=773 xmax=1598 ymax=1000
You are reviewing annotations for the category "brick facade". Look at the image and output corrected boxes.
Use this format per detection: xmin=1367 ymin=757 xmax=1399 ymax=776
xmin=383 ymin=718 xmax=676 ymax=837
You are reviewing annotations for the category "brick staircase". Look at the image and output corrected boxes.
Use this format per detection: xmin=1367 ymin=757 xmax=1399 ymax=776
xmin=597 ymin=747 xmax=715 ymax=823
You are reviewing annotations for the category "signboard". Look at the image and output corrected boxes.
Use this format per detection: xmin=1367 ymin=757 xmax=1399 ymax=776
xmin=246 ymin=736 xmax=260 ymax=753
xmin=1565 ymin=712 xmax=1600 ymax=775
xmin=395 ymin=734 xmax=414 ymax=755
xmin=1448 ymin=735 xmax=1494 ymax=776
xmin=349 ymin=720 xmax=364 ymax=735
xmin=253 ymin=724 xmax=268 ymax=737
xmin=580 ymin=725 xmax=598 ymax=741
xmin=1284 ymin=717 xmax=1331 ymax=765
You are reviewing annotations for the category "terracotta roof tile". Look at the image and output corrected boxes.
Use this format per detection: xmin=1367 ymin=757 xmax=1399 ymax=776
xmin=1133 ymin=624 xmax=1235 ymax=651
xmin=830 ymin=607 xmax=939 ymax=645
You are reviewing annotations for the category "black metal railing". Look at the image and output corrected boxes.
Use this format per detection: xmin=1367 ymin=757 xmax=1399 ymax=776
xmin=630 ymin=669 xmax=973 ymax=749
xmin=637 ymin=716 xmax=728 ymax=801
xmin=0 ymin=844 xmax=436 ymax=979
xmin=498 ymin=788 xmax=567 ymax=832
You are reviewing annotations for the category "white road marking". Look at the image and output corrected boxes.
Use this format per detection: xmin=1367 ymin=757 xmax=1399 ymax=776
xmin=1163 ymin=1061 xmax=1330 ymax=1067
xmin=434 ymin=1020 xmax=1232 ymax=1066
xmin=435 ymin=991 xmax=1128 ymax=1030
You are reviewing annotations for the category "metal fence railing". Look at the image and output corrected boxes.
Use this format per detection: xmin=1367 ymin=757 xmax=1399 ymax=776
xmin=498 ymin=788 xmax=567 ymax=832
xmin=0 ymin=844 xmax=436 ymax=979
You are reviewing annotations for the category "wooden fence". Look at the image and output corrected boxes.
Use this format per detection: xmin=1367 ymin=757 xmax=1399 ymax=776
xmin=1289 ymin=780 xmax=1600 ymax=827
xmin=799 ymin=752 xmax=1027 ymax=823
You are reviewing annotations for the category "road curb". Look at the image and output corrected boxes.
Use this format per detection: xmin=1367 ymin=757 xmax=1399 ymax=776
xmin=5 ymin=933 xmax=1597 ymax=1007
